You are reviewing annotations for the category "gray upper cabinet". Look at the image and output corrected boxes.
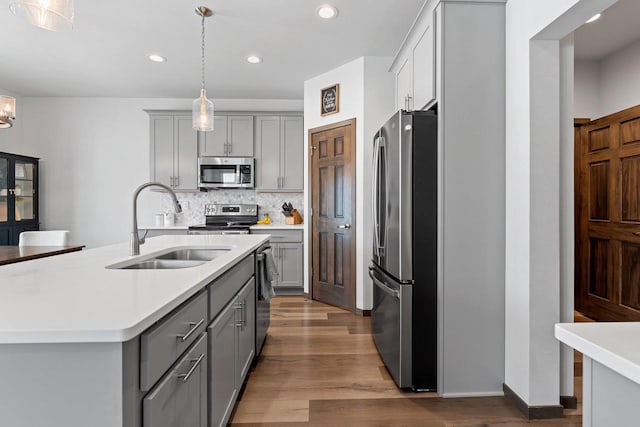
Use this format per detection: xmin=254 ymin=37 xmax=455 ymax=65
xmin=199 ymin=115 xmax=253 ymax=157
xmin=143 ymin=332 xmax=208 ymax=427
xmin=412 ymin=23 xmax=435 ymax=110
xmin=255 ymin=115 xmax=303 ymax=192
xmin=149 ymin=114 xmax=198 ymax=190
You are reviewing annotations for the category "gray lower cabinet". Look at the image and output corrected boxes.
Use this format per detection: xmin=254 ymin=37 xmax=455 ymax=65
xmin=276 ymin=243 xmax=303 ymax=288
xmin=143 ymin=332 xmax=208 ymax=427
xmin=251 ymin=229 xmax=303 ymax=290
xmin=209 ymin=277 xmax=256 ymax=427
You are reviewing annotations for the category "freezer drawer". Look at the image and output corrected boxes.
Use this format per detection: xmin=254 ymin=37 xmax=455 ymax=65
xmin=369 ymin=266 xmax=412 ymax=388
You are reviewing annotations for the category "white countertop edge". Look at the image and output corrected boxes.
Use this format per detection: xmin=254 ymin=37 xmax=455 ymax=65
xmin=555 ymin=323 xmax=640 ymax=385
xmin=138 ymin=224 xmax=192 ymax=230
xmin=0 ymin=236 xmax=269 ymax=344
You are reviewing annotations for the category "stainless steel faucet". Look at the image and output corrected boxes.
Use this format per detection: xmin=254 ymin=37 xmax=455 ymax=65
xmin=131 ymin=182 xmax=182 ymax=256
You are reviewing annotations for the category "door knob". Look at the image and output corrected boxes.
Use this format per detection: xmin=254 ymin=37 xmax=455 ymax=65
xmin=337 ymin=224 xmax=351 ymax=229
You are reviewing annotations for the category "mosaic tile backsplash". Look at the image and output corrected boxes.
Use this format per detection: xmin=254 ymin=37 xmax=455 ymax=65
xmin=161 ymin=190 xmax=304 ymax=225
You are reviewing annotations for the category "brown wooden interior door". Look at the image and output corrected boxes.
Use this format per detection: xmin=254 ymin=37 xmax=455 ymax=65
xmin=310 ymin=119 xmax=356 ymax=312
xmin=576 ymin=105 xmax=640 ymax=321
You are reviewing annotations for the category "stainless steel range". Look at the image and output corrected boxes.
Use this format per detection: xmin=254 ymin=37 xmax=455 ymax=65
xmin=188 ymin=204 xmax=258 ymax=235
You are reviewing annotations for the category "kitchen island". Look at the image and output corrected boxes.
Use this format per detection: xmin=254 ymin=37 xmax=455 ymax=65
xmin=0 ymin=234 xmax=269 ymax=427
xmin=555 ymin=322 xmax=640 ymax=427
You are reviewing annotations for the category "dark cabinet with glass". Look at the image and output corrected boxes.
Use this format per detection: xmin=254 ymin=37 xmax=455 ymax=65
xmin=0 ymin=152 xmax=39 ymax=245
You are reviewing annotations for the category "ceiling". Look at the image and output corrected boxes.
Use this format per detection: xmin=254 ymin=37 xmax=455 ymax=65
xmin=574 ymin=0 xmax=640 ymax=61
xmin=0 ymin=0 xmax=423 ymax=99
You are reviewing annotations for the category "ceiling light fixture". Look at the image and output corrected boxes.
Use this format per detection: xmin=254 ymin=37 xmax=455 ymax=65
xmin=9 ymin=0 xmax=74 ymax=32
xmin=192 ymin=6 xmax=214 ymax=132
xmin=148 ymin=54 xmax=167 ymax=63
xmin=317 ymin=5 xmax=338 ymax=19
xmin=585 ymin=13 xmax=601 ymax=24
xmin=0 ymin=96 xmax=17 ymax=129
xmin=247 ymin=55 xmax=263 ymax=64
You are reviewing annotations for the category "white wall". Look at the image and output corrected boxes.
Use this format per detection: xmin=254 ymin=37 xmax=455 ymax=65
xmin=0 ymin=88 xmax=27 ymax=155
xmin=303 ymin=57 xmax=394 ymax=310
xmin=21 ymin=98 xmax=302 ymax=247
xmin=505 ymin=0 xmax=618 ymax=407
xmin=574 ymin=59 xmax=600 ymax=118
xmin=574 ymin=38 xmax=640 ymax=120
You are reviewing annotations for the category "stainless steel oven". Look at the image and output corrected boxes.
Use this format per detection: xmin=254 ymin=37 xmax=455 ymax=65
xmin=198 ymin=157 xmax=254 ymax=189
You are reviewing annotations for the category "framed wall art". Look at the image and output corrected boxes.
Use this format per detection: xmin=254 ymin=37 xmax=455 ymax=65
xmin=320 ymin=84 xmax=340 ymax=116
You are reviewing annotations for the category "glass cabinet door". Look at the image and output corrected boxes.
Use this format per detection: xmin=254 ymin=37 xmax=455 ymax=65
xmin=14 ymin=161 xmax=35 ymax=222
xmin=0 ymin=158 xmax=7 ymax=223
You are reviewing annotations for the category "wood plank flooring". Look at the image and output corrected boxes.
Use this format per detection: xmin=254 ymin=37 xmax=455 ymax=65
xmin=230 ymin=296 xmax=582 ymax=426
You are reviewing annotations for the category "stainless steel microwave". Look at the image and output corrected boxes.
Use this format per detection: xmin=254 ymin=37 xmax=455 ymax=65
xmin=198 ymin=157 xmax=254 ymax=189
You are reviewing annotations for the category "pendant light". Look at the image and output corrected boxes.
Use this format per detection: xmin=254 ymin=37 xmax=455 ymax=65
xmin=0 ymin=96 xmax=16 ymax=129
xmin=10 ymin=0 xmax=74 ymax=32
xmin=192 ymin=6 xmax=214 ymax=132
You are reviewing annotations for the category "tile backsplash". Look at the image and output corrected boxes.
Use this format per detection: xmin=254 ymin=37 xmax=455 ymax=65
xmin=161 ymin=190 xmax=304 ymax=225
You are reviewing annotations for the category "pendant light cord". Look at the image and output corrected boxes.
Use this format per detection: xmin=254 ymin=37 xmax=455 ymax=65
xmin=201 ymin=13 xmax=206 ymax=92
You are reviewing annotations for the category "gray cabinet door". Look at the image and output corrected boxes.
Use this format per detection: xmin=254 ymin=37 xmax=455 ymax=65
xmin=150 ymin=115 xmax=174 ymax=187
xmin=143 ymin=332 xmax=208 ymax=427
xmin=208 ymin=299 xmax=238 ymax=427
xmin=254 ymin=116 xmax=281 ymax=190
xmin=227 ymin=116 xmax=254 ymax=157
xmin=237 ymin=278 xmax=256 ymax=385
xmin=198 ymin=116 xmax=227 ymax=157
xmin=174 ymin=116 xmax=198 ymax=190
xmin=277 ymin=243 xmax=303 ymax=288
xmin=280 ymin=116 xmax=304 ymax=191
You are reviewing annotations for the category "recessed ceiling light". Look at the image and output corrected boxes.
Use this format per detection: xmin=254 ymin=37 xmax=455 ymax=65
xmin=317 ymin=5 xmax=338 ymax=19
xmin=148 ymin=54 xmax=167 ymax=63
xmin=247 ymin=55 xmax=263 ymax=64
xmin=585 ymin=13 xmax=601 ymax=24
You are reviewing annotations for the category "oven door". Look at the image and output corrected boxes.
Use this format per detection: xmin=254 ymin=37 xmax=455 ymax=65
xmin=369 ymin=265 xmax=412 ymax=389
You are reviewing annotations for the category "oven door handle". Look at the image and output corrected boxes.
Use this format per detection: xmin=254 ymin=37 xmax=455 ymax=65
xmin=369 ymin=268 xmax=399 ymax=298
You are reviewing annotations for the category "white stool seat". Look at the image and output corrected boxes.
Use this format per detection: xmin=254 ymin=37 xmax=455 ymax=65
xmin=18 ymin=230 xmax=70 ymax=246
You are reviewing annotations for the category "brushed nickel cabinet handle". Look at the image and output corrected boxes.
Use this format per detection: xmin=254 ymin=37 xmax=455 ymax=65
xmin=177 ymin=318 xmax=205 ymax=342
xmin=178 ymin=353 xmax=205 ymax=383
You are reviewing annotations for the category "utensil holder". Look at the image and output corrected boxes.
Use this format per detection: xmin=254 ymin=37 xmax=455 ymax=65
xmin=285 ymin=209 xmax=303 ymax=224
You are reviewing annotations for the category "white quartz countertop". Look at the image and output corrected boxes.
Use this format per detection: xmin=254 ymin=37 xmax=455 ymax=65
xmin=555 ymin=322 xmax=640 ymax=385
xmin=250 ymin=224 xmax=304 ymax=230
xmin=138 ymin=224 xmax=191 ymax=230
xmin=0 ymin=235 xmax=268 ymax=344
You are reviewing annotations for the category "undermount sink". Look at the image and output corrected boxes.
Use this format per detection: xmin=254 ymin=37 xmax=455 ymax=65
xmin=121 ymin=259 xmax=206 ymax=270
xmin=155 ymin=249 xmax=230 ymax=262
xmin=107 ymin=247 xmax=232 ymax=270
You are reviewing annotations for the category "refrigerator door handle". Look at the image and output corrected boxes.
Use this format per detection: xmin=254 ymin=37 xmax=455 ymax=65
xmin=372 ymin=135 xmax=381 ymax=258
xmin=379 ymin=137 xmax=389 ymax=254
xmin=369 ymin=268 xmax=399 ymax=298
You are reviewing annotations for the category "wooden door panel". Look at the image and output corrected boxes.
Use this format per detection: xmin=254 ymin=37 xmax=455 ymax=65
xmin=588 ymin=126 xmax=610 ymax=152
xmin=589 ymin=161 xmax=610 ymax=220
xmin=620 ymin=117 xmax=640 ymax=146
xmin=620 ymin=242 xmax=640 ymax=311
xmin=310 ymin=120 xmax=356 ymax=312
xmin=621 ymin=155 xmax=640 ymax=221
xmin=576 ymin=105 xmax=640 ymax=321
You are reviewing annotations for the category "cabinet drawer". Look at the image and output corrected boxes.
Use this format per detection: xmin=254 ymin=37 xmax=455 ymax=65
xmin=143 ymin=332 xmax=208 ymax=427
xmin=209 ymin=255 xmax=255 ymax=322
xmin=140 ymin=290 xmax=207 ymax=391
xmin=251 ymin=229 xmax=302 ymax=243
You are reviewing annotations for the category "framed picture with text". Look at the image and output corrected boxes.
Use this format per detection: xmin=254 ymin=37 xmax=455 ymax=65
xmin=320 ymin=84 xmax=340 ymax=116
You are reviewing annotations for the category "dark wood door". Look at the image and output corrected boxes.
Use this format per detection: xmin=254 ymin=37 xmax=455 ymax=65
xmin=576 ymin=105 xmax=640 ymax=321
xmin=310 ymin=119 xmax=356 ymax=312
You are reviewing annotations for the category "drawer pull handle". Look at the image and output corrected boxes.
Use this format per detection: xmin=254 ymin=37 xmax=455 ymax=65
xmin=178 ymin=318 xmax=205 ymax=342
xmin=178 ymin=353 xmax=205 ymax=383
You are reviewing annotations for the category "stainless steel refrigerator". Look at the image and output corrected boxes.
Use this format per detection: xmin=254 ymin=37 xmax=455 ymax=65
xmin=369 ymin=109 xmax=437 ymax=391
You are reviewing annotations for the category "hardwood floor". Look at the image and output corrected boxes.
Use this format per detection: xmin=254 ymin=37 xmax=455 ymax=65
xmin=230 ymin=297 xmax=582 ymax=426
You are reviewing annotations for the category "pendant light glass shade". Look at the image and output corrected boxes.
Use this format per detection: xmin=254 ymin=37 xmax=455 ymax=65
xmin=0 ymin=96 xmax=16 ymax=129
xmin=192 ymin=6 xmax=214 ymax=132
xmin=193 ymin=89 xmax=214 ymax=131
xmin=10 ymin=0 xmax=74 ymax=32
